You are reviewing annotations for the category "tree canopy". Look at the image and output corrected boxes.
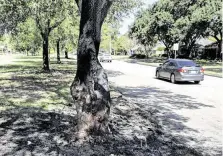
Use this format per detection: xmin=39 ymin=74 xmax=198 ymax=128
xmin=130 ymin=0 xmax=222 ymax=59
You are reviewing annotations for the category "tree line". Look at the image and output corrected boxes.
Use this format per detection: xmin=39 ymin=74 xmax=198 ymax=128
xmin=130 ymin=0 xmax=222 ymax=60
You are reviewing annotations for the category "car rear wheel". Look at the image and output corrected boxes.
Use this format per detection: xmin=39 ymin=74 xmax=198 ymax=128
xmin=170 ymin=74 xmax=176 ymax=84
xmin=194 ymin=81 xmax=200 ymax=84
xmin=156 ymin=71 xmax=160 ymax=79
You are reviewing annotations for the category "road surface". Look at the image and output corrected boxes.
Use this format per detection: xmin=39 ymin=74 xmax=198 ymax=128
xmin=102 ymin=60 xmax=223 ymax=156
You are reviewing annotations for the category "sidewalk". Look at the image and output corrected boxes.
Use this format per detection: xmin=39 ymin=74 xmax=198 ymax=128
xmin=0 ymin=54 xmax=15 ymax=65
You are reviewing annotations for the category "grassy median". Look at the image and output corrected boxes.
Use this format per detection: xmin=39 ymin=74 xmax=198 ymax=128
xmin=0 ymin=55 xmax=76 ymax=111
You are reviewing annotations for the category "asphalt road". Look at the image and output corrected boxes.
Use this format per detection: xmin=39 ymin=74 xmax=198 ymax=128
xmin=102 ymin=60 xmax=223 ymax=155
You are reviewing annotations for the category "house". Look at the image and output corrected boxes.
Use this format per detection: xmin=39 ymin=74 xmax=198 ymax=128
xmin=196 ymin=38 xmax=221 ymax=59
xmin=151 ymin=42 xmax=165 ymax=56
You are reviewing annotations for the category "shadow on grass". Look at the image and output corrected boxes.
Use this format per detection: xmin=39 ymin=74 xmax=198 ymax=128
xmin=0 ymin=57 xmax=78 ymax=109
xmin=205 ymin=68 xmax=222 ymax=73
xmin=0 ymin=107 xmax=77 ymax=155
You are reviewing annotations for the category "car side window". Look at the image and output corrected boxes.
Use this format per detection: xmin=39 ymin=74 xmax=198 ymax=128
xmin=163 ymin=61 xmax=169 ymax=68
xmin=168 ymin=62 xmax=175 ymax=67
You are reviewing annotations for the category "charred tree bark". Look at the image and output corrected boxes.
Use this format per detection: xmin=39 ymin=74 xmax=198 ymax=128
xmin=42 ymin=35 xmax=50 ymax=71
xmin=57 ymin=39 xmax=61 ymax=64
xmin=71 ymin=0 xmax=112 ymax=139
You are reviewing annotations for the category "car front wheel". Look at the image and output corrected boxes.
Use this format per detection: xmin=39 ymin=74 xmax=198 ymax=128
xmin=156 ymin=71 xmax=160 ymax=79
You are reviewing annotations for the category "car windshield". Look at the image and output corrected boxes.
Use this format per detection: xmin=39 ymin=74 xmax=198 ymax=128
xmin=177 ymin=60 xmax=197 ymax=67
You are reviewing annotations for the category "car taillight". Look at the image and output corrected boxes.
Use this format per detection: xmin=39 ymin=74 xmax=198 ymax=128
xmin=200 ymin=68 xmax=204 ymax=73
xmin=178 ymin=68 xmax=187 ymax=73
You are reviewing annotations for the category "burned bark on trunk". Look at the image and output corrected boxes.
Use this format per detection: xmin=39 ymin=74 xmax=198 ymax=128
xmin=70 ymin=0 xmax=112 ymax=139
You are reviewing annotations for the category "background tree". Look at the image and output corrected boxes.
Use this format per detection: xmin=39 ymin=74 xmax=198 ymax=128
xmin=0 ymin=0 xmax=29 ymax=35
xmin=30 ymin=0 xmax=75 ymax=70
xmin=191 ymin=0 xmax=222 ymax=59
xmin=50 ymin=16 xmax=79 ymax=63
xmin=130 ymin=9 xmax=157 ymax=57
xmin=1 ymin=0 xmax=76 ymax=70
xmin=100 ymin=23 xmax=119 ymax=53
xmin=10 ymin=18 xmax=42 ymax=56
xmin=113 ymin=34 xmax=133 ymax=55
xmin=130 ymin=0 xmax=222 ymax=59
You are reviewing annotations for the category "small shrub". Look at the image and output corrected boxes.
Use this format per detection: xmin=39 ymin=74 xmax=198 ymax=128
xmin=129 ymin=54 xmax=146 ymax=59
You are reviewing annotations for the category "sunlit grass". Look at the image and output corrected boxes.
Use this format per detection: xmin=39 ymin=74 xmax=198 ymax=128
xmin=0 ymin=54 xmax=77 ymax=111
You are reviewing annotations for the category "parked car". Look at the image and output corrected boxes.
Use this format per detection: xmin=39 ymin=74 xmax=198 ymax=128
xmin=156 ymin=59 xmax=204 ymax=84
xmin=98 ymin=53 xmax=112 ymax=62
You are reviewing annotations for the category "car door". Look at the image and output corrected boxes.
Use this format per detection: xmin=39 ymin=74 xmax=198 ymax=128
xmin=165 ymin=62 xmax=176 ymax=79
xmin=159 ymin=61 xmax=169 ymax=78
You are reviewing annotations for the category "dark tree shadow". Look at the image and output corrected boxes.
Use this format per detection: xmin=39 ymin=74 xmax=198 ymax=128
xmin=0 ymin=104 xmax=204 ymax=156
xmin=205 ymin=68 xmax=222 ymax=73
xmin=0 ymin=107 xmax=77 ymax=155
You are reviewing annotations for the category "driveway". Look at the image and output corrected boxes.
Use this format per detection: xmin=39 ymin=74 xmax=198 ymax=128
xmin=102 ymin=60 xmax=223 ymax=156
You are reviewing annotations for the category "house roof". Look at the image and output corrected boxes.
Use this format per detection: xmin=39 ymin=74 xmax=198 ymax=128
xmin=196 ymin=38 xmax=215 ymax=46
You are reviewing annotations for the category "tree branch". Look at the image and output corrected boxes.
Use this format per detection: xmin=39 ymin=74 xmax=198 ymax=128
xmin=219 ymin=30 xmax=222 ymax=41
xmin=212 ymin=35 xmax=220 ymax=42
xmin=75 ymin=0 xmax=82 ymax=12
xmin=35 ymin=16 xmax=44 ymax=38
xmin=49 ymin=18 xmax=66 ymax=32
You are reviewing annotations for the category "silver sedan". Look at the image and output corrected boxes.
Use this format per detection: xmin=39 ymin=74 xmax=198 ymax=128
xmin=156 ymin=59 xmax=204 ymax=84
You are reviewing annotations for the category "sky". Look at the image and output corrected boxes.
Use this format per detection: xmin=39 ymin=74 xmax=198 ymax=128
xmin=119 ymin=0 xmax=158 ymax=35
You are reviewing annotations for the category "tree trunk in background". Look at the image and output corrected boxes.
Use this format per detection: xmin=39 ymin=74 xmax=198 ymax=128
xmin=57 ymin=39 xmax=61 ymax=64
xmin=42 ymin=35 xmax=50 ymax=71
xmin=217 ymin=40 xmax=222 ymax=60
xmin=65 ymin=50 xmax=68 ymax=59
xmin=144 ymin=46 xmax=148 ymax=58
xmin=165 ymin=47 xmax=171 ymax=58
xmin=70 ymin=0 xmax=112 ymax=139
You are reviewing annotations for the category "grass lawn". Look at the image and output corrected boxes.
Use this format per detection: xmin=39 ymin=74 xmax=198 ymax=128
xmin=112 ymin=55 xmax=129 ymax=60
xmin=0 ymin=55 xmax=77 ymax=111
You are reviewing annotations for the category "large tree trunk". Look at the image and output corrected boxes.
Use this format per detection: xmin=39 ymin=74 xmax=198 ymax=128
xmin=70 ymin=0 xmax=112 ymax=139
xmin=42 ymin=35 xmax=50 ymax=71
xmin=57 ymin=39 xmax=61 ymax=64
